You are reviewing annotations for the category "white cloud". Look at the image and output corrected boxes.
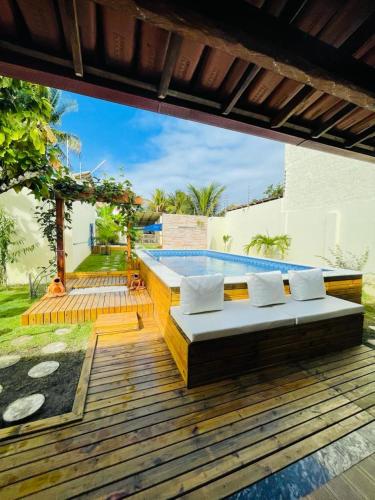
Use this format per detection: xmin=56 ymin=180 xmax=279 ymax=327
xmin=126 ymin=116 xmax=285 ymax=207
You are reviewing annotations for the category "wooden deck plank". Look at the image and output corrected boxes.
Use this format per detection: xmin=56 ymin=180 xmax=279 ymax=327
xmin=1 ymin=317 xmax=374 ymax=498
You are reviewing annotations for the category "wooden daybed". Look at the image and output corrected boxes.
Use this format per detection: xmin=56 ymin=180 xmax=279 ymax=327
xmin=164 ymin=296 xmax=364 ymax=388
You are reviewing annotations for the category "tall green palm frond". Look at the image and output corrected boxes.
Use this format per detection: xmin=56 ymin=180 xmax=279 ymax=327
xmin=187 ymin=183 xmax=225 ymax=216
xmin=49 ymin=88 xmax=78 ymax=124
xmin=244 ymin=233 xmax=291 ymax=258
xmin=47 ymin=88 xmax=81 ymax=156
xmin=53 ymin=130 xmax=81 ymax=154
xmin=95 ymin=205 xmax=122 ymax=245
xmin=147 ymin=189 xmax=169 ymax=213
xmin=166 ymin=190 xmax=193 ymax=214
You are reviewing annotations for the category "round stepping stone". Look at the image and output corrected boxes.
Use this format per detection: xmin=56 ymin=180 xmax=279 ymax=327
xmin=0 ymin=355 xmax=21 ymax=369
xmin=41 ymin=342 xmax=66 ymax=354
xmin=11 ymin=335 xmax=32 ymax=346
xmin=3 ymin=394 xmax=45 ymax=423
xmin=54 ymin=328 xmax=72 ymax=336
xmin=28 ymin=361 xmax=60 ymax=379
xmin=369 ymin=326 xmax=375 ymax=332
xmin=367 ymin=339 xmax=375 ymax=346
xmin=0 ymin=385 xmax=3 ymax=394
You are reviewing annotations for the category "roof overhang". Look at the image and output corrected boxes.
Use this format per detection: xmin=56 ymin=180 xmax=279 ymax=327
xmin=1 ymin=0 xmax=374 ymax=161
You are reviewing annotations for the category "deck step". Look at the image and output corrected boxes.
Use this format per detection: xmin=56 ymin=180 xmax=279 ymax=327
xmin=94 ymin=312 xmax=139 ymax=334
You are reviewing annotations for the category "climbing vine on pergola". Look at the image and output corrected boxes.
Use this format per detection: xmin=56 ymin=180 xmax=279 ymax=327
xmin=3 ymin=170 xmax=142 ymax=285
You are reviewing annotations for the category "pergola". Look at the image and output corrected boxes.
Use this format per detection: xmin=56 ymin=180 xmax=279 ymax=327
xmin=55 ymin=188 xmax=142 ymax=285
xmin=0 ymin=0 xmax=374 ymax=162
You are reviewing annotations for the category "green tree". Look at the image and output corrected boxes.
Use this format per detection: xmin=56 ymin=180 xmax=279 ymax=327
xmin=244 ymin=233 xmax=291 ymax=259
xmin=95 ymin=205 xmax=122 ymax=245
xmin=187 ymin=182 xmax=225 ymax=216
xmin=147 ymin=188 xmax=169 ymax=213
xmin=0 ymin=77 xmax=58 ymax=198
xmin=167 ymin=190 xmax=193 ymax=214
xmin=0 ymin=207 xmax=36 ymax=285
xmin=0 ymin=78 xmax=80 ymax=198
xmin=48 ymin=88 xmax=81 ymax=159
xmin=222 ymin=234 xmax=232 ymax=252
xmin=264 ymin=183 xmax=284 ymax=199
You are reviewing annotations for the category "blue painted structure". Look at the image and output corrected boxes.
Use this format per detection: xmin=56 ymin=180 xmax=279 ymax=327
xmin=143 ymin=223 xmax=162 ymax=232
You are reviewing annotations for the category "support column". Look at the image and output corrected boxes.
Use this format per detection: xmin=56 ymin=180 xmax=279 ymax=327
xmin=126 ymin=223 xmax=132 ymax=285
xmin=56 ymin=197 xmax=66 ymax=285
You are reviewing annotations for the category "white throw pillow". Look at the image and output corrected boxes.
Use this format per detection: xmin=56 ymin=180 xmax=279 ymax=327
xmin=180 ymin=274 xmax=224 ymax=315
xmin=247 ymin=271 xmax=286 ymax=307
xmin=288 ymin=268 xmax=326 ymax=301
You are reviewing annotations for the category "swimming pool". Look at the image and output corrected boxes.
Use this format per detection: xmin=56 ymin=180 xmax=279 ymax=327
xmin=146 ymin=249 xmax=312 ymax=277
xmin=137 ymin=249 xmax=363 ymax=323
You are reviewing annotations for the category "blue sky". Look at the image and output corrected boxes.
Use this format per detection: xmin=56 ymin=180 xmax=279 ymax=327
xmin=60 ymin=91 xmax=285 ymax=207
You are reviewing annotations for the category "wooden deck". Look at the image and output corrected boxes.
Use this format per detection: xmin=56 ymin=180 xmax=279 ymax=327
xmin=0 ymin=319 xmax=374 ymax=498
xmin=66 ymin=275 xmax=127 ymax=290
xmin=21 ymin=277 xmax=153 ymax=325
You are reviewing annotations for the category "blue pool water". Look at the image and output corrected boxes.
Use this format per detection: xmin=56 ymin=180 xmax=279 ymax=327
xmin=147 ymin=250 xmax=312 ymax=277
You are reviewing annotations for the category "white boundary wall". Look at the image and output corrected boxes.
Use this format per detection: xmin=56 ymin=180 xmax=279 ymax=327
xmin=208 ymin=145 xmax=375 ymax=272
xmin=0 ymin=189 xmax=96 ymax=284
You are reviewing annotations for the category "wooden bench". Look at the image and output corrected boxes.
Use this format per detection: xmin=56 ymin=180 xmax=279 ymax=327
xmin=164 ymin=296 xmax=364 ymax=388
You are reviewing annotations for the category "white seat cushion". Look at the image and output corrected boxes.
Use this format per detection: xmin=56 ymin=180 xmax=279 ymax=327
xmin=281 ymin=295 xmax=364 ymax=324
xmin=288 ymin=268 xmax=326 ymax=300
xmin=247 ymin=271 xmax=286 ymax=307
xmin=171 ymin=300 xmax=295 ymax=342
xmin=180 ymin=274 xmax=224 ymax=314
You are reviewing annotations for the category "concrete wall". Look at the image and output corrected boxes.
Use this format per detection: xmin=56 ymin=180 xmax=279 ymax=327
xmin=161 ymin=213 xmax=207 ymax=249
xmin=208 ymin=145 xmax=375 ymax=272
xmin=0 ymin=189 xmax=96 ymax=284
xmin=208 ymin=199 xmax=284 ymax=255
xmin=65 ymin=201 xmax=97 ymax=272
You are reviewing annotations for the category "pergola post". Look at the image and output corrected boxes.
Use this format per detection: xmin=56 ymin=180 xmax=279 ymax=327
xmin=56 ymin=196 xmax=66 ymax=285
xmin=126 ymin=223 xmax=132 ymax=285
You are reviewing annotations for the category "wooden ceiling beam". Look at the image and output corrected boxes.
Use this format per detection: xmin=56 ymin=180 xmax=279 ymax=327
xmin=158 ymin=32 xmax=182 ymax=99
xmin=94 ymin=0 xmax=375 ymax=111
xmin=61 ymin=0 xmax=83 ymax=77
xmin=346 ymin=125 xmax=375 ymax=149
xmin=271 ymin=85 xmax=315 ymax=128
xmin=222 ymin=64 xmax=261 ymax=115
xmin=311 ymin=103 xmax=357 ymax=139
xmin=0 ymin=37 xmax=374 ymax=161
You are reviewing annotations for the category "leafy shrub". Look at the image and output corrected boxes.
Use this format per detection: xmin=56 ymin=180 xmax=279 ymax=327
xmin=318 ymin=245 xmax=369 ymax=271
xmin=244 ymin=233 xmax=291 ymax=259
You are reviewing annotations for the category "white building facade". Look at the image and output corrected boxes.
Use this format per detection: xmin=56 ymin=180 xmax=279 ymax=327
xmin=208 ymin=145 xmax=375 ymax=272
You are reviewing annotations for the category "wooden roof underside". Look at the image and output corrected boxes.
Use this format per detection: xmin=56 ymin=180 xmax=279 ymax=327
xmin=0 ymin=0 xmax=375 ymax=161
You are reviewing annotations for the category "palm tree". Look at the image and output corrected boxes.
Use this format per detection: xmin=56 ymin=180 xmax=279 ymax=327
xmin=222 ymin=234 xmax=232 ymax=252
xmin=167 ymin=190 xmax=193 ymax=214
xmin=187 ymin=183 xmax=225 ymax=216
xmin=263 ymin=183 xmax=284 ymax=199
xmin=244 ymin=233 xmax=291 ymax=259
xmin=95 ymin=205 xmax=122 ymax=245
xmin=47 ymin=88 xmax=81 ymax=160
xmin=147 ymin=188 xmax=169 ymax=213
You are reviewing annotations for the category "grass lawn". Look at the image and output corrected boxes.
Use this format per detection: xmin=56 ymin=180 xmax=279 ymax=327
xmin=0 ymin=285 xmax=91 ymax=427
xmin=74 ymin=248 xmax=126 ymax=272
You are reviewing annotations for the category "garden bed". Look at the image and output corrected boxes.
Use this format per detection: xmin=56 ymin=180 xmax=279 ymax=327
xmin=0 ymin=286 xmax=92 ymax=436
